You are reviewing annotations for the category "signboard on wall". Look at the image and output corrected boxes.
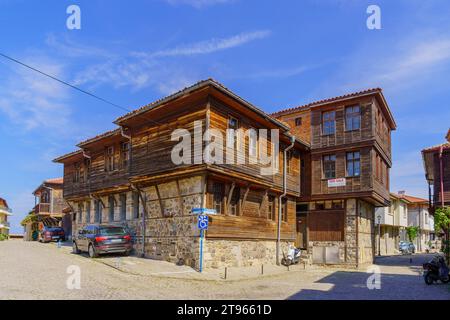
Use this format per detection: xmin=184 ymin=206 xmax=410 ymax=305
xmin=192 ymin=208 xmax=217 ymax=215
xmin=328 ymin=178 xmax=346 ymax=188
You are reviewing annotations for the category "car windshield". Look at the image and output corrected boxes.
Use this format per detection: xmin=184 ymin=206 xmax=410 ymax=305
xmin=99 ymin=227 xmax=126 ymax=236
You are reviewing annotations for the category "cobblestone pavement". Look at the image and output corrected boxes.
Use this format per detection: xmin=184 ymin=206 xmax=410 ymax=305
xmin=0 ymin=240 xmax=449 ymax=300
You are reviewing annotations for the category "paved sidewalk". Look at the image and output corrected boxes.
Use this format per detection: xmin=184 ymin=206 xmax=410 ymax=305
xmin=51 ymin=241 xmax=311 ymax=281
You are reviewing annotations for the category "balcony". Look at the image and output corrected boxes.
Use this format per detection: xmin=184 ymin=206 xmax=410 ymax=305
xmin=0 ymin=206 xmax=12 ymax=215
xmin=0 ymin=221 xmax=10 ymax=228
xmin=34 ymin=203 xmax=51 ymax=214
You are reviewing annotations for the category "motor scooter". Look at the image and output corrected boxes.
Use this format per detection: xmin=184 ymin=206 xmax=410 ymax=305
xmin=423 ymin=254 xmax=450 ymax=285
xmin=281 ymin=243 xmax=302 ymax=266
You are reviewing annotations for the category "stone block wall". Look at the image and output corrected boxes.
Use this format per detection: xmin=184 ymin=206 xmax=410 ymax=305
xmin=203 ymin=239 xmax=290 ymax=268
xmin=357 ymin=199 xmax=375 ymax=265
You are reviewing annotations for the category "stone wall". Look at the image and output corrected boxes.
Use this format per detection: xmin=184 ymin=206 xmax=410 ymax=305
xmin=357 ymin=199 xmax=375 ymax=265
xmin=203 ymin=239 xmax=290 ymax=268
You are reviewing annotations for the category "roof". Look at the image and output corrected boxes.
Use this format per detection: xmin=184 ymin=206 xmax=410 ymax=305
xmin=390 ymin=193 xmax=411 ymax=203
xmin=271 ymin=88 xmax=382 ymax=117
xmin=396 ymin=194 xmax=428 ymax=204
xmin=76 ymin=128 xmax=122 ymax=148
xmin=53 ymin=149 xmax=83 ymax=163
xmin=33 ymin=177 xmax=64 ymax=195
xmin=446 ymin=128 xmax=450 ymax=142
xmin=422 ymin=142 xmax=450 ymax=153
xmin=113 ymin=78 xmax=295 ymax=134
xmin=44 ymin=177 xmax=63 ymax=184
xmin=0 ymin=197 xmax=9 ymax=208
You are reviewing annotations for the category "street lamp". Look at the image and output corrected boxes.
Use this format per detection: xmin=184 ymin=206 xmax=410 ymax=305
xmin=377 ymin=215 xmax=382 ymax=256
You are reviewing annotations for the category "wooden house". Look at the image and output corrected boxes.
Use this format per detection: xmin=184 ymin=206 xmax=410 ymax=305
xmin=273 ymin=88 xmax=396 ymax=266
xmin=22 ymin=178 xmax=65 ymax=241
xmin=54 ymin=79 xmax=310 ymax=269
xmin=422 ymin=129 xmax=450 ymax=210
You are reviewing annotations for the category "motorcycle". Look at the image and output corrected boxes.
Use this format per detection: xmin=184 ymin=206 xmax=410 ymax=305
xmin=281 ymin=243 xmax=302 ymax=266
xmin=423 ymin=254 xmax=450 ymax=285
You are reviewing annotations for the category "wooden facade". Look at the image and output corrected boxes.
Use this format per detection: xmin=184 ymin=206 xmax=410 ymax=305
xmin=54 ymin=80 xmax=310 ymax=267
xmin=422 ymin=129 xmax=450 ymax=209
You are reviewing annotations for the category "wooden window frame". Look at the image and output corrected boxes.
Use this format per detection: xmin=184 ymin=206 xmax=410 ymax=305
xmin=345 ymin=105 xmax=361 ymax=131
xmin=322 ymin=111 xmax=336 ymax=135
xmin=120 ymin=142 xmax=130 ymax=170
xmin=248 ymin=128 xmax=258 ymax=159
xmin=346 ymin=151 xmax=361 ymax=177
xmin=323 ymin=154 xmax=336 ymax=179
xmin=105 ymin=146 xmax=115 ymax=172
xmin=212 ymin=182 xmax=225 ymax=215
xmin=268 ymin=195 xmax=276 ymax=221
xmin=295 ymin=117 xmax=302 ymax=126
xmin=228 ymin=186 xmax=240 ymax=216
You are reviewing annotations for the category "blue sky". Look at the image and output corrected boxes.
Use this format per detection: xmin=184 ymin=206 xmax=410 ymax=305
xmin=1 ymin=0 xmax=450 ymax=233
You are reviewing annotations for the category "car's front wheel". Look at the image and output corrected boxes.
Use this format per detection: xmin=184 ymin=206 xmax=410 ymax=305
xmin=72 ymin=242 xmax=80 ymax=254
xmin=88 ymin=244 xmax=98 ymax=258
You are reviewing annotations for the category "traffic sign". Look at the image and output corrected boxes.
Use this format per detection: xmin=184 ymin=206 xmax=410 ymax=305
xmin=192 ymin=208 xmax=217 ymax=215
xmin=197 ymin=214 xmax=209 ymax=230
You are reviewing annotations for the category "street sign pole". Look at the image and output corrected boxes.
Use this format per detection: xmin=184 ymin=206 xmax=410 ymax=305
xmin=199 ymin=229 xmax=204 ymax=273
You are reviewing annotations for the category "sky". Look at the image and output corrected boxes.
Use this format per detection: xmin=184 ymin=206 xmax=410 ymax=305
xmin=1 ymin=0 xmax=450 ymax=233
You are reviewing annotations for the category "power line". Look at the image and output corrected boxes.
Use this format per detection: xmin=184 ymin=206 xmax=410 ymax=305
xmin=0 ymin=52 xmax=164 ymax=127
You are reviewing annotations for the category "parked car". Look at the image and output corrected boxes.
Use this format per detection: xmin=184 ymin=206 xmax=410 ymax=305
xmin=39 ymin=226 xmax=66 ymax=243
xmin=73 ymin=225 xmax=132 ymax=258
xmin=399 ymin=241 xmax=415 ymax=254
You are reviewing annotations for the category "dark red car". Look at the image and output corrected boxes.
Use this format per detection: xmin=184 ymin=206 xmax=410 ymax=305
xmin=39 ymin=226 xmax=66 ymax=243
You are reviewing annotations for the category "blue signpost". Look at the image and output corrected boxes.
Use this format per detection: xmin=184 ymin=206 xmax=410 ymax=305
xmin=198 ymin=214 xmax=209 ymax=272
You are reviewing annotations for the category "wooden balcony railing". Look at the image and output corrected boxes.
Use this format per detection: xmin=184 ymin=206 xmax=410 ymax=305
xmin=34 ymin=203 xmax=51 ymax=214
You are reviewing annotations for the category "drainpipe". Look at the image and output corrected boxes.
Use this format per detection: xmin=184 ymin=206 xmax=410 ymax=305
xmin=439 ymin=146 xmax=445 ymax=208
xmin=276 ymin=134 xmax=295 ymax=265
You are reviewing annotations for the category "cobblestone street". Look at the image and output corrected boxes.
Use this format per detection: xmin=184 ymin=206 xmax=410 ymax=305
xmin=0 ymin=240 xmax=449 ymax=300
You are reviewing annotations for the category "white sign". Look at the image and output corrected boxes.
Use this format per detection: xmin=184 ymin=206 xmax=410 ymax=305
xmin=328 ymin=178 xmax=346 ymax=188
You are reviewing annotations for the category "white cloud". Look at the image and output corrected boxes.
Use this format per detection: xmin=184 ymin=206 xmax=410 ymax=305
xmin=164 ymin=0 xmax=234 ymax=9
xmin=73 ymin=30 xmax=271 ymax=93
xmin=138 ymin=30 xmax=271 ymax=58
xmin=0 ymin=58 xmax=72 ymax=133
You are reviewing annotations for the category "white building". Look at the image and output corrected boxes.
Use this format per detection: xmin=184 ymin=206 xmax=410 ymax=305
xmin=375 ymin=193 xmax=409 ymax=255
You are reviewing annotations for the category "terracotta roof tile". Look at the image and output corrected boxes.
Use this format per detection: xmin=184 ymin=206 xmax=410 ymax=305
xmin=396 ymin=194 xmax=428 ymax=204
xmin=53 ymin=149 xmax=83 ymax=163
xmin=271 ymin=88 xmax=382 ymax=117
xmin=44 ymin=178 xmax=63 ymax=184
xmin=76 ymin=128 xmax=121 ymax=147
xmin=422 ymin=142 xmax=450 ymax=153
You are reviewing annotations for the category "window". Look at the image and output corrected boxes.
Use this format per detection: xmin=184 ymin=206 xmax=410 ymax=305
xmin=120 ymin=194 xmax=127 ymax=221
xmin=248 ymin=129 xmax=258 ymax=159
xmin=85 ymin=201 xmax=91 ymax=224
xmin=322 ymin=111 xmax=335 ymax=135
xmin=109 ymin=196 xmax=115 ymax=222
xmin=73 ymin=163 xmax=81 ymax=183
xmin=227 ymin=117 xmax=239 ymax=147
xmin=132 ymin=191 xmax=140 ymax=219
xmin=213 ymin=182 xmax=224 ymax=214
xmin=286 ymin=150 xmax=293 ymax=174
xmin=268 ymin=195 xmax=275 ymax=220
xmin=346 ymin=151 xmax=360 ymax=177
xmin=84 ymin=158 xmax=91 ymax=181
xmin=105 ymin=146 xmax=115 ymax=172
xmin=94 ymin=200 xmax=102 ymax=223
xmin=120 ymin=142 xmax=130 ymax=169
xmin=323 ymin=155 xmax=336 ymax=179
xmin=281 ymin=199 xmax=288 ymax=222
xmin=228 ymin=187 xmax=240 ymax=215
xmin=345 ymin=105 xmax=361 ymax=131
xmin=295 ymin=117 xmax=302 ymax=126
xmin=78 ymin=203 xmax=83 ymax=223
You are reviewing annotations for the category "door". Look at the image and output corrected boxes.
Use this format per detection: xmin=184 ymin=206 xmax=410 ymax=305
xmin=296 ymin=204 xmax=308 ymax=249
xmin=77 ymin=227 xmax=88 ymax=251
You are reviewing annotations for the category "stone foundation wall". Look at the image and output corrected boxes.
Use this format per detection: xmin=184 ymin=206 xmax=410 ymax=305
xmin=203 ymin=239 xmax=291 ymax=268
xmin=357 ymin=199 xmax=375 ymax=265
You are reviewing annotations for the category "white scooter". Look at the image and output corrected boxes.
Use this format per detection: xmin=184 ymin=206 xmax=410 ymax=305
xmin=281 ymin=243 xmax=302 ymax=266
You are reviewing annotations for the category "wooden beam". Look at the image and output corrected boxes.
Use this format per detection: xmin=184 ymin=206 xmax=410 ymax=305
xmin=226 ymin=182 xmax=235 ymax=215
xmin=259 ymin=189 xmax=268 ymax=216
xmin=240 ymin=185 xmax=250 ymax=216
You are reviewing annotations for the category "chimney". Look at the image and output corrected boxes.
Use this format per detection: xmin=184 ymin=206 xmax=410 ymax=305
xmin=398 ymin=190 xmax=406 ymax=195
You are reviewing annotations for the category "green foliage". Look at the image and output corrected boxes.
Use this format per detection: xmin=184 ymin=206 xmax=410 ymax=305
xmin=0 ymin=233 xmax=9 ymax=241
xmin=434 ymin=207 xmax=450 ymax=233
xmin=406 ymin=226 xmax=420 ymax=242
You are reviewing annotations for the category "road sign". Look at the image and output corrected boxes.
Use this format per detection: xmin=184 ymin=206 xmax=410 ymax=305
xmin=192 ymin=208 xmax=217 ymax=215
xmin=197 ymin=215 xmax=209 ymax=230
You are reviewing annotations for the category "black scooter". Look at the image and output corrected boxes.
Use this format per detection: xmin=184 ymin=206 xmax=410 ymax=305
xmin=423 ymin=254 xmax=450 ymax=285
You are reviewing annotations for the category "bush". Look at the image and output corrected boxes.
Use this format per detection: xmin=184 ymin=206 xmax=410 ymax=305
xmin=0 ymin=233 xmax=9 ymax=241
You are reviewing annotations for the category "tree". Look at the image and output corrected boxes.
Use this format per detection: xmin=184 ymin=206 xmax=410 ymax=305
xmin=406 ymin=226 xmax=419 ymax=243
xmin=434 ymin=207 xmax=450 ymax=263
